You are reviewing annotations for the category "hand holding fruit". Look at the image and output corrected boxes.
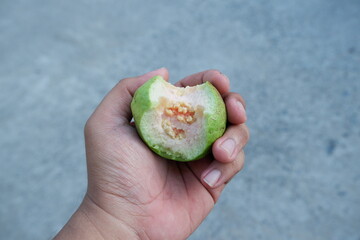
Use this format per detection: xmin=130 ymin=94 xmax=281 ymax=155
xmin=131 ymin=75 xmax=227 ymax=161
xmin=55 ymin=68 xmax=249 ymax=240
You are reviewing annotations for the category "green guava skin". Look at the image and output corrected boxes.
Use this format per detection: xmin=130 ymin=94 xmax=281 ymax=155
xmin=131 ymin=76 xmax=226 ymax=162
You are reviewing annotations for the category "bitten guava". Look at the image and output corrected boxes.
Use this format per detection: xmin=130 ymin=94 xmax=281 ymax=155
xmin=131 ymin=75 xmax=226 ymax=162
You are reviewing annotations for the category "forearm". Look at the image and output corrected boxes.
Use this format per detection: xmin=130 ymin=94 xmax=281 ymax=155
xmin=54 ymin=195 xmax=140 ymax=240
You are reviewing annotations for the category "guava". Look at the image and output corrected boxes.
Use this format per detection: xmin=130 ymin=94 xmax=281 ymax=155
xmin=131 ymin=75 xmax=226 ymax=162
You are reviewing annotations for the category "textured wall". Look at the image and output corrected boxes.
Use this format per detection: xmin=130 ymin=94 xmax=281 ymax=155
xmin=0 ymin=0 xmax=359 ymax=239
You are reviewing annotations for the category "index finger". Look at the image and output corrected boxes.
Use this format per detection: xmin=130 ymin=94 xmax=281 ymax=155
xmin=175 ymin=69 xmax=230 ymax=95
xmin=89 ymin=68 xmax=169 ymax=126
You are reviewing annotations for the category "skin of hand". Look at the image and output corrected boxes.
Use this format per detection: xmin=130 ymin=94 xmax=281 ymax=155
xmin=54 ymin=68 xmax=249 ymax=240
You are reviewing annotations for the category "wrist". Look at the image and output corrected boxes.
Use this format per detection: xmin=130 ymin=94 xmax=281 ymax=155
xmin=54 ymin=194 xmax=140 ymax=240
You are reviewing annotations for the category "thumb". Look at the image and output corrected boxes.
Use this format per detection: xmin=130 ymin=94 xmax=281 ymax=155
xmin=90 ymin=68 xmax=169 ymax=128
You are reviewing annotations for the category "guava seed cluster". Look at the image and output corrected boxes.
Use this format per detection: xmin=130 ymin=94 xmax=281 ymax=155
xmin=164 ymin=101 xmax=196 ymax=124
xmin=161 ymin=119 xmax=185 ymax=139
xmin=161 ymin=101 xmax=196 ymax=140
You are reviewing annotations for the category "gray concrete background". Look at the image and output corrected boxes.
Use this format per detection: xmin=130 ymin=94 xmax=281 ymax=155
xmin=1 ymin=0 xmax=359 ymax=239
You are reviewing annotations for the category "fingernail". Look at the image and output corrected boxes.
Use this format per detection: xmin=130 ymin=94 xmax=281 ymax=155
xmin=221 ymin=138 xmax=235 ymax=157
xmin=204 ymin=169 xmax=221 ymax=187
xmin=237 ymin=101 xmax=247 ymax=121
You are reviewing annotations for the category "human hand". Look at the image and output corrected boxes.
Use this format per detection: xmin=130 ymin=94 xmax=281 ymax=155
xmin=55 ymin=68 xmax=249 ymax=240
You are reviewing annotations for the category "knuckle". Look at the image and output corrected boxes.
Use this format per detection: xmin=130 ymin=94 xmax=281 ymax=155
xmin=84 ymin=117 xmax=95 ymax=137
xmin=230 ymin=124 xmax=250 ymax=147
xmin=241 ymin=124 xmax=250 ymax=143
xmin=228 ymin=92 xmax=246 ymax=109
xmin=234 ymin=151 xmax=245 ymax=173
xmin=84 ymin=119 xmax=91 ymax=136
xmin=239 ymin=95 xmax=246 ymax=109
xmin=119 ymin=76 xmax=138 ymax=86
xmin=121 ymin=76 xmax=132 ymax=81
xmin=118 ymin=77 xmax=131 ymax=85
xmin=223 ymin=151 xmax=245 ymax=185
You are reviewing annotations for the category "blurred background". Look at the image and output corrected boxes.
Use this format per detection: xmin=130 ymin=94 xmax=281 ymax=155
xmin=1 ymin=0 xmax=359 ymax=239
